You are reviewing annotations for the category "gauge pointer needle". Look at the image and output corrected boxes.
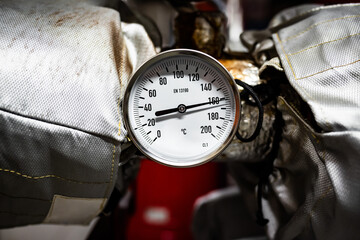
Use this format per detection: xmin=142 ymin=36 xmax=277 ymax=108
xmin=155 ymin=106 xmax=179 ymax=116
xmin=155 ymin=98 xmax=224 ymax=117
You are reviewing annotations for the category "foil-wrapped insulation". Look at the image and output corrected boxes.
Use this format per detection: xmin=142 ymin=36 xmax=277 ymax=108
xmin=174 ymin=10 xmax=226 ymax=58
xmin=218 ymin=59 xmax=262 ymax=86
xmin=216 ymin=59 xmax=277 ymax=162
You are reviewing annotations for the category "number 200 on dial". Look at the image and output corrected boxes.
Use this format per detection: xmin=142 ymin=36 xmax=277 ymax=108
xmin=123 ymin=49 xmax=240 ymax=167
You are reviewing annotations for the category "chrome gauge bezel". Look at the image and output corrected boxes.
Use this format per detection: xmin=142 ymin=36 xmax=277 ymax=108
xmin=123 ymin=49 xmax=240 ymax=167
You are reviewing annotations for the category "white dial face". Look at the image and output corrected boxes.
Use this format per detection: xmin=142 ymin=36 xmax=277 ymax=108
xmin=124 ymin=50 xmax=240 ymax=167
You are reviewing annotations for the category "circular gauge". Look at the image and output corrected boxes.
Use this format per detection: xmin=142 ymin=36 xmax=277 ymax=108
xmin=123 ymin=49 xmax=240 ymax=167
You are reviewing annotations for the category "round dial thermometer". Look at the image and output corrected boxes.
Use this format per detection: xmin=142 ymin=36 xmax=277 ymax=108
xmin=123 ymin=49 xmax=240 ymax=167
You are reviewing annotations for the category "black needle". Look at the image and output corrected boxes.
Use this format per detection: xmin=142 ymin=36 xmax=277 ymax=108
xmin=155 ymin=98 xmax=224 ymax=117
xmin=155 ymin=106 xmax=179 ymax=116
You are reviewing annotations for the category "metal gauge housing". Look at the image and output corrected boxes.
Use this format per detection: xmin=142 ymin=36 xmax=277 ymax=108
xmin=123 ymin=49 xmax=240 ymax=167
